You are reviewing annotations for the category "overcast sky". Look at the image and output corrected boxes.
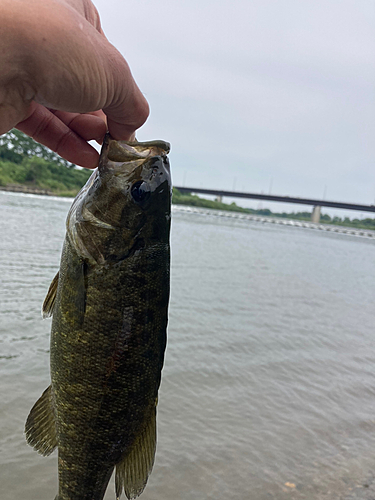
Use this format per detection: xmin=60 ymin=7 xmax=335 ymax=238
xmin=95 ymin=0 xmax=374 ymax=215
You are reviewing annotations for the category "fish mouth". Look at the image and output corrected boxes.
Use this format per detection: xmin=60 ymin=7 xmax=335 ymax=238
xmin=107 ymin=136 xmax=170 ymax=161
xmin=99 ymin=134 xmax=171 ymax=199
xmin=98 ymin=134 xmax=170 ymax=176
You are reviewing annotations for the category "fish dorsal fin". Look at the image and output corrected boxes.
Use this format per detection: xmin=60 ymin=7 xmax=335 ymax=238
xmin=25 ymin=386 xmax=57 ymax=456
xmin=42 ymin=272 xmax=59 ymax=319
xmin=115 ymin=403 xmax=157 ymax=500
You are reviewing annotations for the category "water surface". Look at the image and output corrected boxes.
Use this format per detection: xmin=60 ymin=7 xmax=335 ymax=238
xmin=1 ymin=191 xmax=375 ymax=500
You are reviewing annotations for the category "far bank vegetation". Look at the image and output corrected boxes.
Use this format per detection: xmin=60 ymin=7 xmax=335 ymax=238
xmin=0 ymin=130 xmax=374 ymax=231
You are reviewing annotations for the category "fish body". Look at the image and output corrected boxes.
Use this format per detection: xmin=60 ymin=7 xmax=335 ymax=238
xmin=25 ymin=135 xmax=171 ymax=500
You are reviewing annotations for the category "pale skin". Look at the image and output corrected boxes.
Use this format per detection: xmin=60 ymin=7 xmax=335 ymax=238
xmin=0 ymin=0 xmax=149 ymax=168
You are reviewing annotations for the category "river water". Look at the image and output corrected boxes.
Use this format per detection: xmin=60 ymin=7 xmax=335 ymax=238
xmin=1 ymin=190 xmax=375 ymax=500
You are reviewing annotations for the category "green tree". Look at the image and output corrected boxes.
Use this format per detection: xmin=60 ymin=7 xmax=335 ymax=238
xmin=23 ymin=157 xmax=49 ymax=183
xmin=0 ymin=129 xmax=74 ymax=167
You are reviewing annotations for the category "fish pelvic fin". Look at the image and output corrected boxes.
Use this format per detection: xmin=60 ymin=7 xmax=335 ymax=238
xmin=25 ymin=386 xmax=57 ymax=456
xmin=42 ymin=272 xmax=59 ymax=319
xmin=115 ymin=403 xmax=157 ymax=500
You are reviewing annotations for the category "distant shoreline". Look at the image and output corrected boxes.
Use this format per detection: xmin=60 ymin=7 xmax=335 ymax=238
xmin=0 ymin=184 xmax=55 ymax=196
xmin=1 ymin=184 xmax=375 ymax=234
xmin=0 ymin=184 xmax=78 ymax=197
xmin=2 ymin=130 xmax=374 ymax=233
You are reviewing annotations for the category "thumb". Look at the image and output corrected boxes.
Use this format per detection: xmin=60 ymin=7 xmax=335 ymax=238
xmin=103 ymin=68 xmax=149 ymax=141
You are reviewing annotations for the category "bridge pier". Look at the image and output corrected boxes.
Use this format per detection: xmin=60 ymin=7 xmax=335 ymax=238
xmin=215 ymin=196 xmax=223 ymax=203
xmin=311 ymin=205 xmax=321 ymax=223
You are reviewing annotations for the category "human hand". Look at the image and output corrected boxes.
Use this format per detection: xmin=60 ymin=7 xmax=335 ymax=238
xmin=0 ymin=0 xmax=149 ymax=168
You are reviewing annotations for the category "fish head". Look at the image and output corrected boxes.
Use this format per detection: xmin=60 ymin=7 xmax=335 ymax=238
xmin=67 ymin=134 xmax=171 ymax=264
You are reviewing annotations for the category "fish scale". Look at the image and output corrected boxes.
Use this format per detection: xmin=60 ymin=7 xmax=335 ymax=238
xmin=25 ymin=135 xmax=171 ymax=500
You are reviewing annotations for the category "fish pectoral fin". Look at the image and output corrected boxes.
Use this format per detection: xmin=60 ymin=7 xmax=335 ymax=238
xmin=25 ymin=385 xmax=57 ymax=456
xmin=115 ymin=404 xmax=157 ymax=500
xmin=42 ymin=272 xmax=59 ymax=319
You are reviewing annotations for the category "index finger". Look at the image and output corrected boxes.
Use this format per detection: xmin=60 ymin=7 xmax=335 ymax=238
xmin=17 ymin=102 xmax=103 ymax=168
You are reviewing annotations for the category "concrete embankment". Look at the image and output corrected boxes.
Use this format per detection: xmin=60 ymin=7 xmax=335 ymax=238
xmin=0 ymin=184 xmax=54 ymax=196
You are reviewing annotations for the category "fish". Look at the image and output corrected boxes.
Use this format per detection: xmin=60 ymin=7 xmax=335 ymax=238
xmin=25 ymin=134 xmax=171 ymax=500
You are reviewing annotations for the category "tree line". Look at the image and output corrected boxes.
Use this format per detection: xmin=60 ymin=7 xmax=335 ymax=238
xmin=0 ymin=130 xmax=91 ymax=196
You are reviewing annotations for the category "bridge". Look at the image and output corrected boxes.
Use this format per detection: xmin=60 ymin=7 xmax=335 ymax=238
xmin=174 ymin=187 xmax=375 ymax=223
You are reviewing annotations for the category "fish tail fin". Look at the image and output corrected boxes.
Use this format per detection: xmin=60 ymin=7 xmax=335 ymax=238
xmin=25 ymin=385 xmax=58 ymax=456
xmin=115 ymin=403 xmax=157 ymax=500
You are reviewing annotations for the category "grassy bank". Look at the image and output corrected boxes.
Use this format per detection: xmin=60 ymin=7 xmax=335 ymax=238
xmin=0 ymin=157 xmax=92 ymax=197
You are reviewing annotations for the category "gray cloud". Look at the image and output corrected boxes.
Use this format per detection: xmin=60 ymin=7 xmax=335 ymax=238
xmin=95 ymin=0 xmax=375 ymax=213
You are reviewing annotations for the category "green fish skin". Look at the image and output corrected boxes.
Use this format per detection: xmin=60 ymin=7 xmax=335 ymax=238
xmin=25 ymin=135 xmax=171 ymax=500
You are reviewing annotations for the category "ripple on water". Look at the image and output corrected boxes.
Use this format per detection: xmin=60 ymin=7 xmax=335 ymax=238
xmin=1 ymin=193 xmax=375 ymax=500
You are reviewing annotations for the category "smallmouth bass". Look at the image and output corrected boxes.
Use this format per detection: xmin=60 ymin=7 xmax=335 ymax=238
xmin=25 ymin=135 xmax=171 ymax=500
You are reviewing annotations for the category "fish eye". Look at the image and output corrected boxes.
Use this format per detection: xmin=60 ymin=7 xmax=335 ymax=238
xmin=131 ymin=181 xmax=150 ymax=204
